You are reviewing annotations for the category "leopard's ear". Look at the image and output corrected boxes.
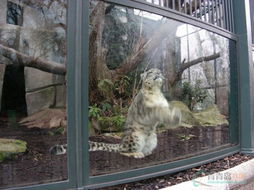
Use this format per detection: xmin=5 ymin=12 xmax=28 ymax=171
xmin=140 ymin=71 xmax=147 ymax=81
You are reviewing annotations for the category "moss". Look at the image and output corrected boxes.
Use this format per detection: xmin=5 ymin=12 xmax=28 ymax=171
xmin=43 ymin=87 xmax=55 ymax=100
xmin=193 ymin=105 xmax=229 ymax=126
xmin=170 ymin=101 xmax=228 ymax=127
xmin=99 ymin=115 xmax=125 ymax=132
xmin=0 ymin=138 xmax=27 ymax=162
xmin=170 ymin=101 xmax=200 ymax=127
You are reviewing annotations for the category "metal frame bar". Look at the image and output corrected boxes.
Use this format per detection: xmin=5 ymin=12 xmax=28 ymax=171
xmin=207 ymin=0 xmax=212 ymax=23
xmin=229 ymin=0 xmax=234 ymax=33
xmin=85 ymin=146 xmax=240 ymax=189
xmin=195 ymin=0 xmax=198 ymax=18
xmin=142 ymin=0 xmax=234 ymax=32
xmin=199 ymin=0 xmax=203 ymax=20
xmin=204 ymin=0 xmax=207 ymax=22
xmin=226 ymin=0 xmax=231 ymax=31
xmin=221 ymin=0 xmax=226 ymax=28
xmin=218 ymin=0 xmax=222 ymax=27
xmin=229 ymin=40 xmax=239 ymax=144
xmin=112 ymin=0 xmax=237 ymax=39
xmin=232 ymin=0 xmax=254 ymax=154
xmin=211 ymin=0 xmax=215 ymax=24
xmin=184 ymin=0 xmax=187 ymax=14
xmin=3 ymin=0 xmax=244 ymax=189
xmin=215 ymin=0 xmax=218 ymax=25
xmin=165 ymin=0 xmax=169 ymax=8
xmin=189 ymin=0 xmax=192 ymax=15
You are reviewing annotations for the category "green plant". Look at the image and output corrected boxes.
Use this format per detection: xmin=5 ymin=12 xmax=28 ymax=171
xmin=88 ymin=104 xmax=102 ymax=119
xmin=101 ymin=102 xmax=112 ymax=112
xmin=98 ymin=115 xmax=125 ymax=132
xmin=111 ymin=115 xmax=125 ymax=128
xmin=114 ymin=75 xmax=131 ymax=96
xmin=180 ymin=80 xmax=208 ymax=110
xmin=48 ymin=127 xmax=65 ymax=136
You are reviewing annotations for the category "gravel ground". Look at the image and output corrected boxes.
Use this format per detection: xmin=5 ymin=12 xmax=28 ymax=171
xmin=95 ymin=153 xmax=254 ymax=190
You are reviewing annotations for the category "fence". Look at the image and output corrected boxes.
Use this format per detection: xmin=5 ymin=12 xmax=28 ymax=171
xmin=139 ymin=0 xmax=234 ymax=32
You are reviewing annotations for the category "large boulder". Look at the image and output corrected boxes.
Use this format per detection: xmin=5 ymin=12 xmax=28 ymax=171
xmin=0 ymin=138 xmax=27 ymax=162
xmin=170 ymin=101 xmax=228 ymax=127
xmin=170 ymin=101 xmax=199 ymax=127
xmin=19 ymin=108 xmax=66 ymax=129
xmin=193 ymin=105 xmax=229 ymax=126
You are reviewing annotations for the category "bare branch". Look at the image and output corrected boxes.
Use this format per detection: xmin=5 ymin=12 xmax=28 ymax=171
xmin=172 ymin=52 xmax=220 ymax=85
xmin=0 ymin=44 xmax=66 ymax=75
xmin=180 ymin=53 xmax=220 ymax=73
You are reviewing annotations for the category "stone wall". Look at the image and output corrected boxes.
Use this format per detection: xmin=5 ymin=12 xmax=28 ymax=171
xmin=0 ymin=0 xmax=67 ymax=115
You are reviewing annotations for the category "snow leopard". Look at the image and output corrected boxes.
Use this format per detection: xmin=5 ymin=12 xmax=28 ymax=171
xmin=49 ymin=68 xmax=181 ymax=158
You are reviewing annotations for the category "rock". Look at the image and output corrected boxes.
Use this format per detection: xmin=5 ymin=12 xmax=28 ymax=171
xmin=193 ymin=105 xmax=229 ymax=126
xmin=19 ymin=108 xmax=66 ymax=129
xmin=26 ymin=86 xmax=55 ymax=115
xmin=170 ymin=101 xmax=228 ymax=127
xmin=24 ymin=67 xmax=55 ymax=92
xmin=170 ymin=101 xmax=200 ymax=127
xmin=0 ymin=138 xmax=27 ymax=162
xmin=55 ymin=85 xmax=66 ymax=108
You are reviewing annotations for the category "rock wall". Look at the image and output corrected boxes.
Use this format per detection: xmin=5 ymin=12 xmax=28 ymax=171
xmin=0 ymin=0 xmax=67 ymax=115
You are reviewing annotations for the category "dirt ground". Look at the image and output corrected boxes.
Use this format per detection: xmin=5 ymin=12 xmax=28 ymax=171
xmin=0 ymin=118 xmax=67 ymax=189
xmin=0 ymin=116 xmax=231 ymax=189
xmin=89 ymin=124 xmax=230 ymax=175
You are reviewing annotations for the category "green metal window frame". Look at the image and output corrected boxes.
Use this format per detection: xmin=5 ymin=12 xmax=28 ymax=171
xmin=6 ymin=0 xmax=254 ymax=189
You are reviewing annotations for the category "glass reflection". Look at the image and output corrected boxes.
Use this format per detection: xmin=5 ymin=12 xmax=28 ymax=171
xmin=0 ymin=0 xmax=67 ymax=188
xmin=88 ymin=1 xmax=234 ymax=176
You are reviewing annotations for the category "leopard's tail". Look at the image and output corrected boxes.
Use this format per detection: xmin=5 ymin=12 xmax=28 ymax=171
xmin=49 ymin=141 xmax=123 ymax=155
xmin=49 ymin=144 xmax=67 ymax=155
xmin=89 ymin=141 xmax=123 ymax=152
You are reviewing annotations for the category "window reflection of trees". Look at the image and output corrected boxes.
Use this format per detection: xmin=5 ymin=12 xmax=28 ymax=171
xmin=7 ymin=1 xmax=23 ymax=26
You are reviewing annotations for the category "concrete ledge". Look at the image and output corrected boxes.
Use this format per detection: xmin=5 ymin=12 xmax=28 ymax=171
xmin=161 ymin=158 xmax=254 ymax=190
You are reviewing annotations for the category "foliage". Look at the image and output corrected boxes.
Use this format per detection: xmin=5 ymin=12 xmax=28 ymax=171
xmin=99 ymin=115 xmax=125 ymax=132
xmin=48 ymin=127 xmax=65 ymax=136
xmin=88 ymin=104 xmax=102 ymax=119
xmin=97 ymin=79 xmax=114 ymax=101
xmin=98 ymin=75 xmax=134 ymax=103
xmin=111 ymin=115 xmax=125 ymax=128
xmin=113 ymin=75 xmax=132 ymax=98
xmin=88 ymin=102 xmax=128 ymax=134
xmin=180 ymin=80 xmax=208 ymax=111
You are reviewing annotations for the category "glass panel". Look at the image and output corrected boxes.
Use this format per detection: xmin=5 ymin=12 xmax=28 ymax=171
xmin=89 ymin=1 xmax=237 ymax=176
xmin=0 ymin=0 xmax=67 ymax=188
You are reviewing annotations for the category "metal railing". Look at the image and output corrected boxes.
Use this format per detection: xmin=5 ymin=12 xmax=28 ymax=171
xmin=140 ymin=0 xmax=234 ymax=32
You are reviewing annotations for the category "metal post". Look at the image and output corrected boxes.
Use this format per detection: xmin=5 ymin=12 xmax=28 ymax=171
xmin=233 ymin=0 xmax=254 ymax=154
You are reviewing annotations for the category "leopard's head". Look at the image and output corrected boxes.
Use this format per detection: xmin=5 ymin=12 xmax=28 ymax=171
xmin=141 ymin=68 xmax=165 ymax=90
